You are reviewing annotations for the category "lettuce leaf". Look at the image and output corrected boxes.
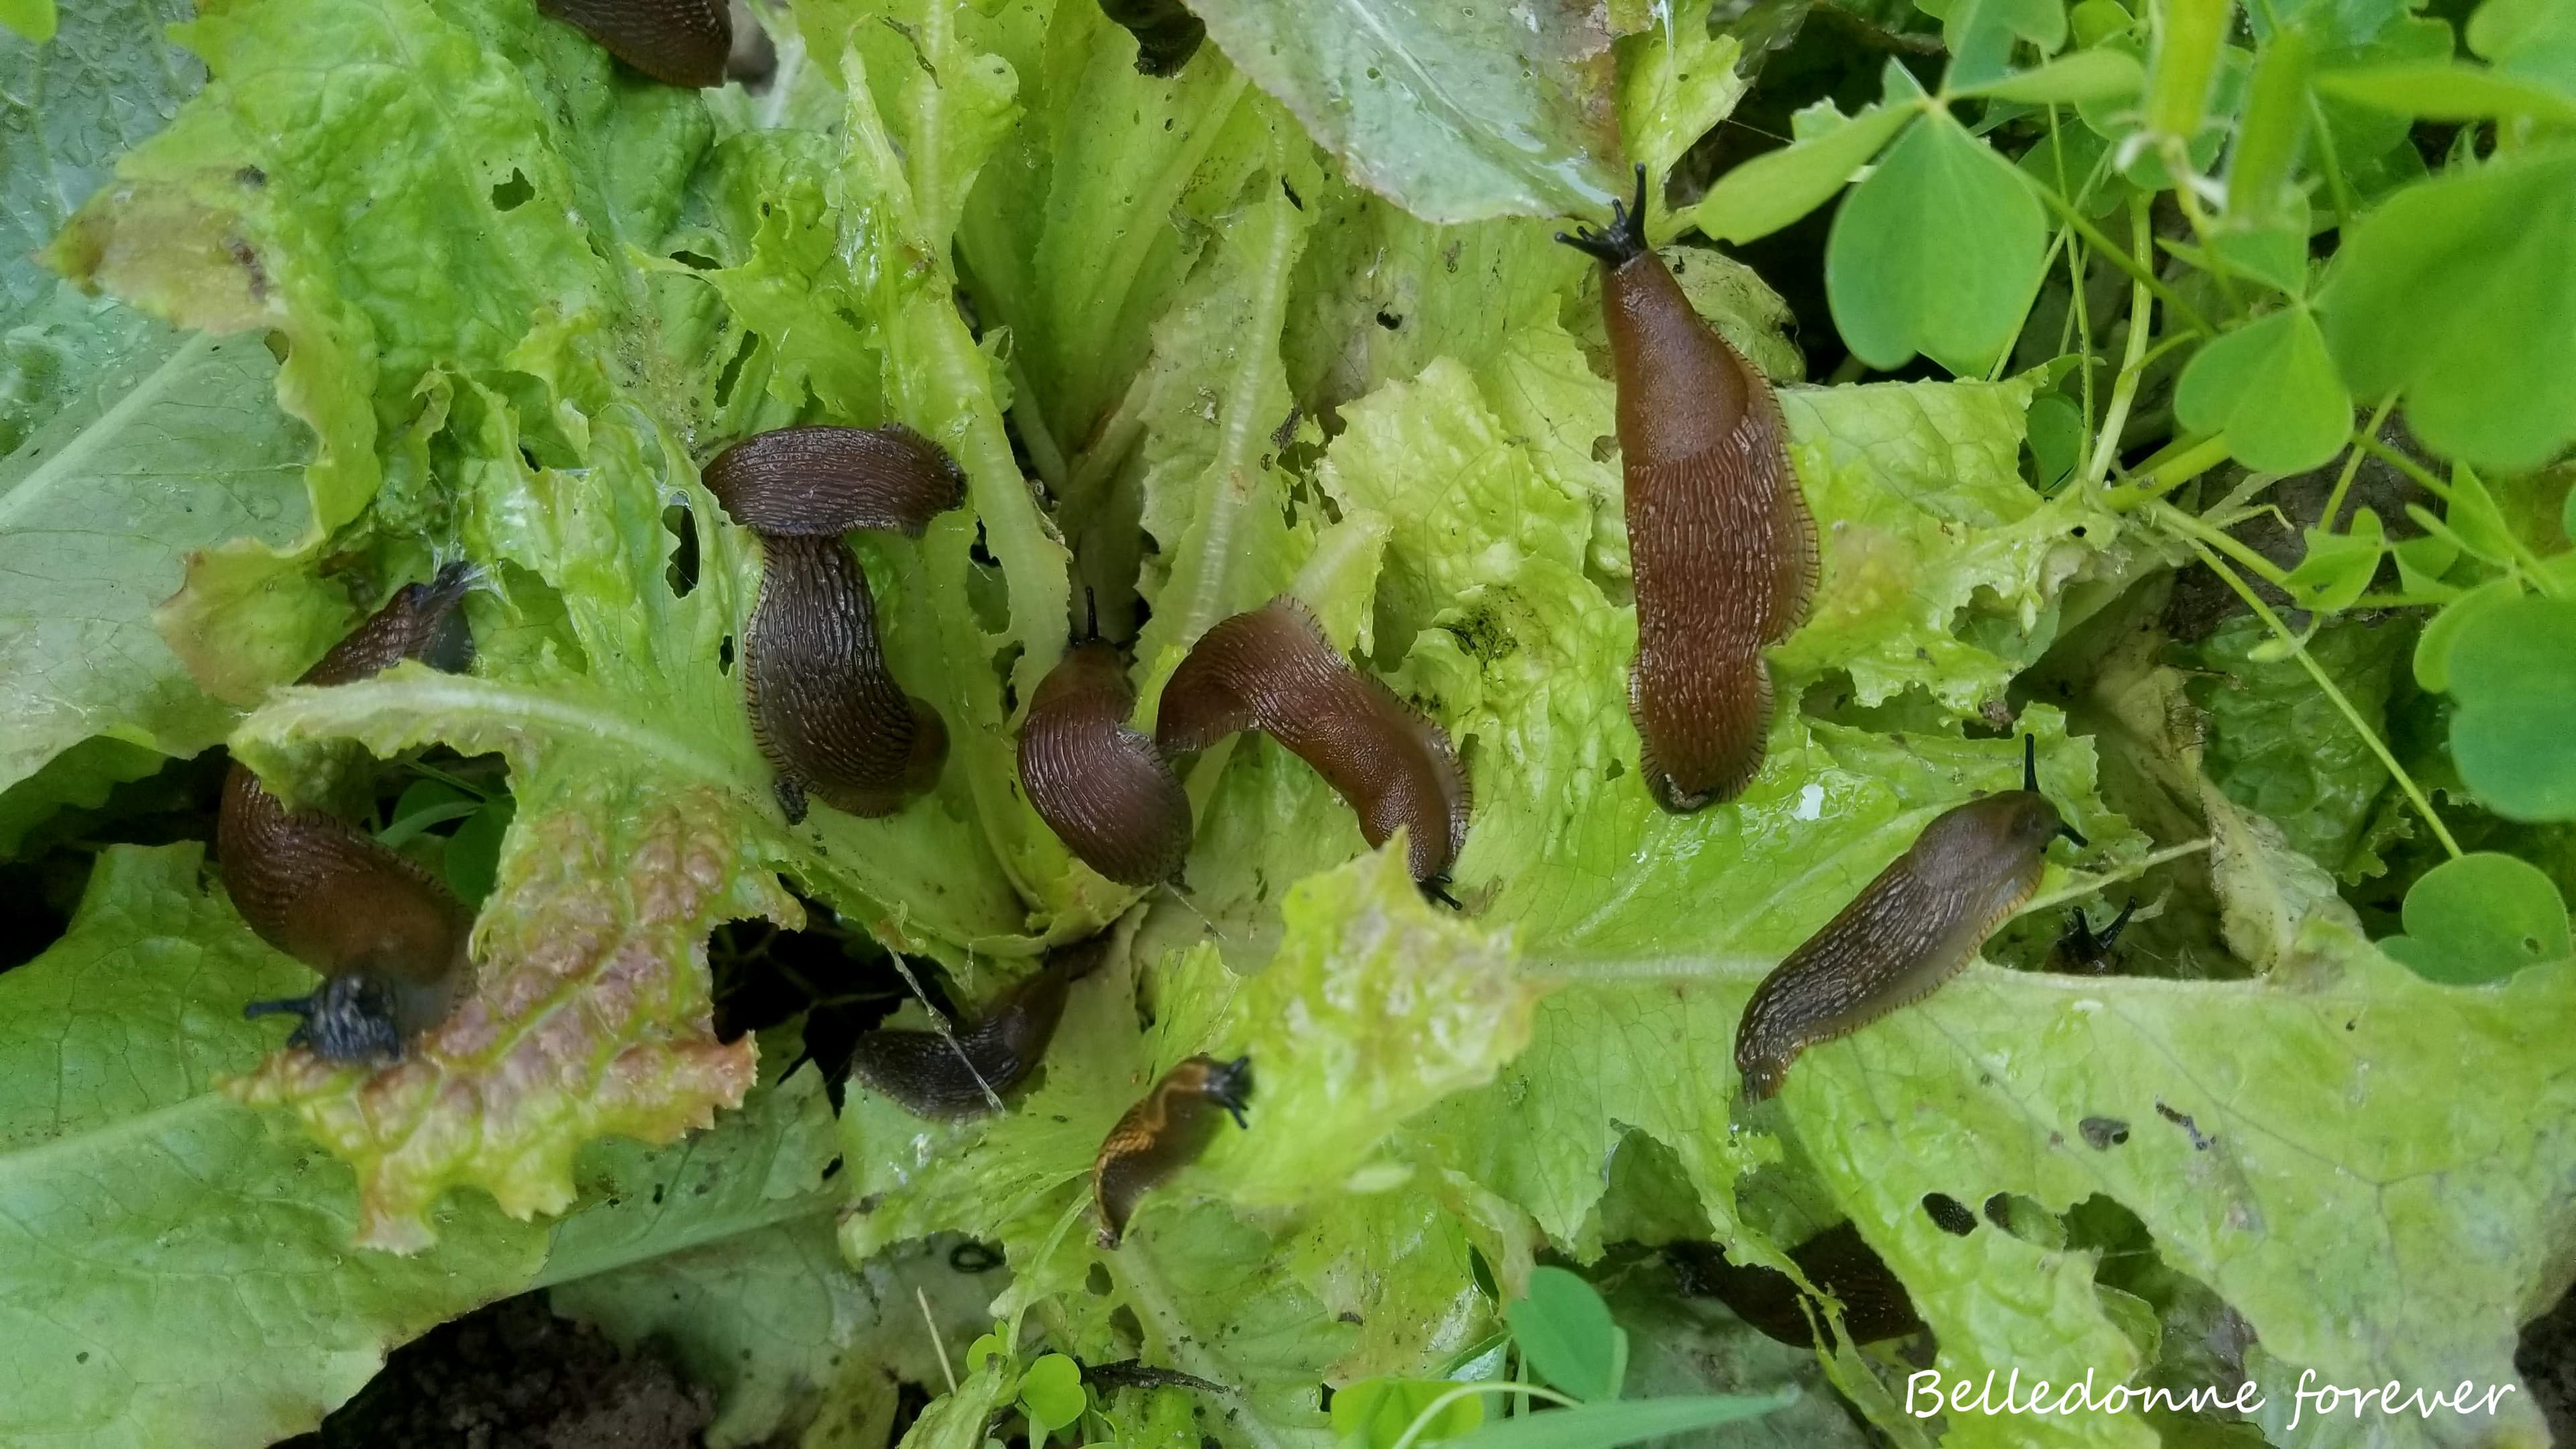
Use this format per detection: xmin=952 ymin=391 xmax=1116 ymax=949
xmin=0 ymin=845 xmax=547 ymax=1441
xmin=1186 ymin=0 xmax=1627 ymax=223
xmin=0 ymin=0 xmax=321 ymax=794
xmin=24 ymin=3 xmax=2576 ymax=1446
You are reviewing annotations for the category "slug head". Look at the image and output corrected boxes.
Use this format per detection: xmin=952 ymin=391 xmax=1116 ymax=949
xmin=305 ymin=562 xmax=477 ymax=686
xmin=1200 ymin=1054 xmax=1254 ymax=1129
xmin=1556 ymin=163 xmax=1651 ymax=268
xmin=2054 ymin=898 xmax=2137 ymax=974
xmin=244 ymin=973 xmax=403 ymax=1063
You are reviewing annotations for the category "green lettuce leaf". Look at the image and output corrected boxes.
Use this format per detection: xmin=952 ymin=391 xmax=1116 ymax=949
xmin=1185 ymin=0 xmax=1627 ymax=223
xmin=2188 ymin=612 xmax=2415 ymax=879
xmin=0 ymin=0 xmax=324 ymax=794
xmin=541 ymin=1067 xmax=993 ymax=1448
xmin=0 ymin=845 xmax=546 ymax=1442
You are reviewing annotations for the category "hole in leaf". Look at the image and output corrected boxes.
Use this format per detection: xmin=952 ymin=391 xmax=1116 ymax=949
xmin=662 ymin=504 xmax=700 ymax=598
xmin=1982 ymin=1191 xmax=2063 ymax=1248
xmin=1921 ymin=1192 xmax=1977 ymax=1235
xmin=668 ymin=249 xmax=720 ymax=270
xmin=718 ymin=635 xmax=735 ymax=674
xmin=490 ymin=168 xmax=534 ymax=211
xmin=712 ymin=329 xmax=758 ymax=409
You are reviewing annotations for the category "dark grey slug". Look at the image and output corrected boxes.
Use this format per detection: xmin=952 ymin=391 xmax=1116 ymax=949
xmin=1734 ymin=737 xmax=2086 ymax=1101
xmin=700 ymin=425 xmax=966 ymax=824
xmin=845 ymin=937 xmax=1108 ymax=1119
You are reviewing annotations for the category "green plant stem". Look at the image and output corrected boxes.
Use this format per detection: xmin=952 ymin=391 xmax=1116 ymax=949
xmin=2318 ymin=396 xmax=2398 ymax=531
xmin=2149 ymin=498 xmax=2298 ymax=588
xmin=2178 ymin=533 xmax=2463 ymax=858
xmin=2021 ymin=838 xmax=2214 ymax=916
xmin=1390 ymin=1383 xmax=1581 ymax=1449
xmin=2029 ymin=182 xmax=2215 ymax=337
xmin=2145 ymin=433 xmax=2230 ymax=492
xmin=2306 ymin=91 xmax=2359 ymax=229
xmin=2161 ymin=136 xmax=2244 ymax=315
xmin=2082 ymin=198 xmax=2159 ymax=490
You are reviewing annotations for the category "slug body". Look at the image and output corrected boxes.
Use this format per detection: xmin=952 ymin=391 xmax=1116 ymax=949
xmin=1093 ymin=1054 xmax=1253 ymax=1248
xmin=1021 ymin=639 xmax=1193 ymax=887
xmin=1734 ymin=738 xmax=2081 ymax=1101
xmin=1562 ymin=170 xmax=1816 ymax=812
xmin=1095 ymin=0 xmax=1205 ymax=76
xmin=703 ymin=425 xmax=966 ymax=824
xmin=222 ymin=566 xmax=478 ymax=1063
xmin=846 ymin=939 xmax=1106 ymax=1119
xmin=1668 ymin=1222 xmax=1924 ymax=1347
xmin=1156 ymin=598 xmax=1467 ymax=887
xmin=538 ymin=0 xmax=731 ymax=87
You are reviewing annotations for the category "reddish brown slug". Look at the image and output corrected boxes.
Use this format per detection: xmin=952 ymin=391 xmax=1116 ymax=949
xmin=1095 ymin=0 xmax=1205 ymax=76
xmin=1560 ymin=166 xmax=1817 ymax=812
xmin=702 ymin=425 xmax=967 ymax=824
xmin=223 ymin=565 xmax=478 ymax=1063
xmin=1155 ymin=598 xmax=1468 ymax=890
xmin=1666 ymin=1222 xmax=1924 ymax=1347
xmin=845 ymin=937 xmax=1108 ymax=1119
xmin=1020 ymin=635 xmax=1193 ymax=888
xmin=1734 ymin=737 xmax=2085 ymax=1102
xmin=538 ymin=0 xmax=731 ymax=87
xmin=1093 ymin=1053 xmax=1253 ymax=1248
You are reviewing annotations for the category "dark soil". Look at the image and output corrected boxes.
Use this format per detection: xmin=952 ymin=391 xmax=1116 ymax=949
xmin=2518 ymin=1278 xmax=2576 ymax=1446
xmin=276 ymin=1294 xmax=712 ymax=1449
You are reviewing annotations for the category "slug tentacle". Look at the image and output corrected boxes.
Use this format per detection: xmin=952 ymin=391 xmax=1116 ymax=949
xmin=705 ymin=425 xmax=965 ymax=822
xmin=1093 ymin=1054 xmax=1254 ymax=1248
xmin=2053 ymin=897 xmax=2137 ymax=974
xmin=1021 ymin=639 xmax=1193 ymax=887
xmin=539 ymin=0 xmax=731 ymax=87
xmin=1564 ymin=166 xmax=1815 ymax=812
xmin=1555 ymin=164 xmax=1650 ymax=267
xmin=222 ymin=567 xmax=479 ymax=1063
xmin=1734 ymin=737 xmax=2078 ymax=1100
xmin=1156 ymin=598 xmax=1468 ymax=885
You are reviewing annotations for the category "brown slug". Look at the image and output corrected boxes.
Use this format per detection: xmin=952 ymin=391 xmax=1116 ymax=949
xmin=538 ymin=0 xmax=733 ymax=88
xmin=1155 ymin=598 xmax=1468 ymax=892
xmin=702 ymin=425 xmax=967 ymax=824
xmin=1093 ymin=1053 xmax=1253 ymax=1248
xmin=1734 ymin=736 xmax=2085 ymax=1102
xmin=1666 ymin=1222 xmax=1924 ymax=1347
xmin=845 ymin=937 xmax=1108 ymax=1119
xmin=2051 ymin=898 xmax=2135 ymax=974
xmin=1560 ymin=166 xmax=1817 ymax=812
xmin=1020 ymin=632 xmax=1193 ymax=888
xmin=1095 ymin=0 xmax=1205 ymax=76
xmin=223 ymin=565 xmax=478 ymax=1063
xmin=702 ymin=425 xmax=967 ymax=538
